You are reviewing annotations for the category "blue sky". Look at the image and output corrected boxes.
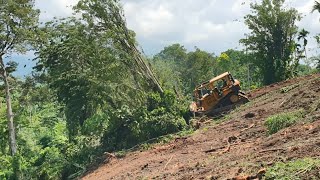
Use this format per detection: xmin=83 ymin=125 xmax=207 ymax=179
xmin=4 ymin=52 xmax=36 ymax=78
xmin=9 ymin=0 xmax=320 ymax=77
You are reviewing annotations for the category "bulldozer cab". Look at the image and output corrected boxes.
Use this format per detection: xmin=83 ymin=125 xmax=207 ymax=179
xmin=193 ymin=72 xmax=236 ymax=99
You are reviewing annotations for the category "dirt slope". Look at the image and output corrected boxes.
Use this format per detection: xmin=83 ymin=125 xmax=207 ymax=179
xmin=83 ymin=73 xmax=320 ymax=180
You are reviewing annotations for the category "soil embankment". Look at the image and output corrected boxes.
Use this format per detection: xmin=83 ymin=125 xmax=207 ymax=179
xmin=83 ymin=73 xmax=320 ymax=179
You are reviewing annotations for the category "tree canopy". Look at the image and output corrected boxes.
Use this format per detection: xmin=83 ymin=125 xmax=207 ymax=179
xmin=240 ymin=0 xmax=302 ymax=85
xmin=0 ymin=0 xmax=39 ymax=156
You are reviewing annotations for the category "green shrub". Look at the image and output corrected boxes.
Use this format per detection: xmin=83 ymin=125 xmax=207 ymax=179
xmin=34 ymin=147 xmax=67 ymax=179
xmin=101 ymin=105 xmax=187 ymax=152
xmin=0 ymin=155 xmax=13 ymax=180
xmin=147 ymin=92 xmax=162 ymax=111
xmin=265 ymin=110 xmax=305 ymax=135
xmin=147 ymin=90 xmax=178 ymax=113
xmin=63 ymin=139 xmax=102 ymax=179
xmin=101 ymin=90 xmax=188 ymax=152
xmin=101 ymin=106 xmax=142 ymax=151
xmin=265 ymin=158 xmax=320 ymax=180
xmin=141 ymin=113 xmax=187 ymax=139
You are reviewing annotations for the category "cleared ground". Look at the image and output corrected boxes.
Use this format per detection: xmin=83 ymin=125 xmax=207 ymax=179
xmin=83 ymin=73 xmax=320 ymax=180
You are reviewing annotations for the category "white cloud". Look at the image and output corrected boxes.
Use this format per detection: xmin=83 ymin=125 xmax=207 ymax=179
xmin=34 ymin=0 xmax=320 ymax=56
xmin=9 ymin=0 xmax=318 ymax=76
xmin=35 ymin=0 xmax=78 ymax=22
xmin=123 ymin=0 xmax=320 ymax=56
xmin=295 ymin=0 xmax=314 ymax=13
xmin=123 ymin=0 xmax=252 ymax=54
xmin=184 ymin=33 xmax=208 ymax=44
xmin=126 ymin=3 xmax=174 ymax=37
xmin=231 ymin=0 xmax=251 ymax=16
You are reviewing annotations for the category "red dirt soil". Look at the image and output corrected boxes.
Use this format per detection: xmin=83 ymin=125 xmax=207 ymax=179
xmin=83 ymin=73 xmax=320 ymax=180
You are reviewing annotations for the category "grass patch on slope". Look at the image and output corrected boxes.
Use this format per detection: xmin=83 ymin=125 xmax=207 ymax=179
xmin=265 ymin=158 xmax=320 ymax=180
xmin=265 ymin=109 xmax=305 ymax=135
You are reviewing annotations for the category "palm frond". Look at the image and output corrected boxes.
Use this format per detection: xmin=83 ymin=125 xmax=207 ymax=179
xmin=312 ymin=1 xmax=320 ymax=13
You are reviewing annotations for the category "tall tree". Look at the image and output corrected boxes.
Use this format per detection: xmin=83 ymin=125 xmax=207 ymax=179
xmin=37 ymin=18 xmax=144 ymax=137
xmin=37 ymin=0 xmax=165 ymax=137
xmin=74 ymin=0 xmax=163 ymax=93
xmin=297 ymin=29 xmax=309 ymax=60
xmin=0 ymin=0 xmax=39 ymax=155
xmin=240 ymin=0 xmax=301 ymax=85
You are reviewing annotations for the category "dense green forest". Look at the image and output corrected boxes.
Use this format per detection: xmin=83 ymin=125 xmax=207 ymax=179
xmin=0 ymin=0 xmax=319 ymax=179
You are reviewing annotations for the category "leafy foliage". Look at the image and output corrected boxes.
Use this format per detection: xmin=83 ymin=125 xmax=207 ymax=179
xmin=102 ymin=90 xmax=187 ymax=151
xmin=0 ymin=0 xmax=40 ymax=54
xmin=240 ymin=0 xmax=302 ymax=85
xmin=74 ymin=0 xmax=163 ymax=93
xmin=0 ymin=0 xmax=40 ymax=157
xmin=152 ymin=44 xmax=263 ymax=94
xmin=37 ymin=18 xmax=144 ymax=137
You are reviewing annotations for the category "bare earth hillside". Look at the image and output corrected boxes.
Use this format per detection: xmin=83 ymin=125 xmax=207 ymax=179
xmin=83 ymin=73 xmax=320 ymax=180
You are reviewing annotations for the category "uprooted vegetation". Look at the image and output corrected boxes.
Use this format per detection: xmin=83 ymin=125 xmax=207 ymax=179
xmin=83 ymin=73 xmax=320 ymax=180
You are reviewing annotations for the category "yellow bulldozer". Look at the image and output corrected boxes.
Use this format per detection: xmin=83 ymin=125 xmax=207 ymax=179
xmin=189 ymin=72 xmax=249 ymax=116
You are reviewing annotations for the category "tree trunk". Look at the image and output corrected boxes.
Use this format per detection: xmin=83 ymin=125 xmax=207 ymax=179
xmin=0 ymin=56 xmax=17 ymax=156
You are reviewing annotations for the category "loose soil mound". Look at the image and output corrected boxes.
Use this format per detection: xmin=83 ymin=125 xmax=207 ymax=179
xmin=83 ymin=73 xmax=320 ymax=180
